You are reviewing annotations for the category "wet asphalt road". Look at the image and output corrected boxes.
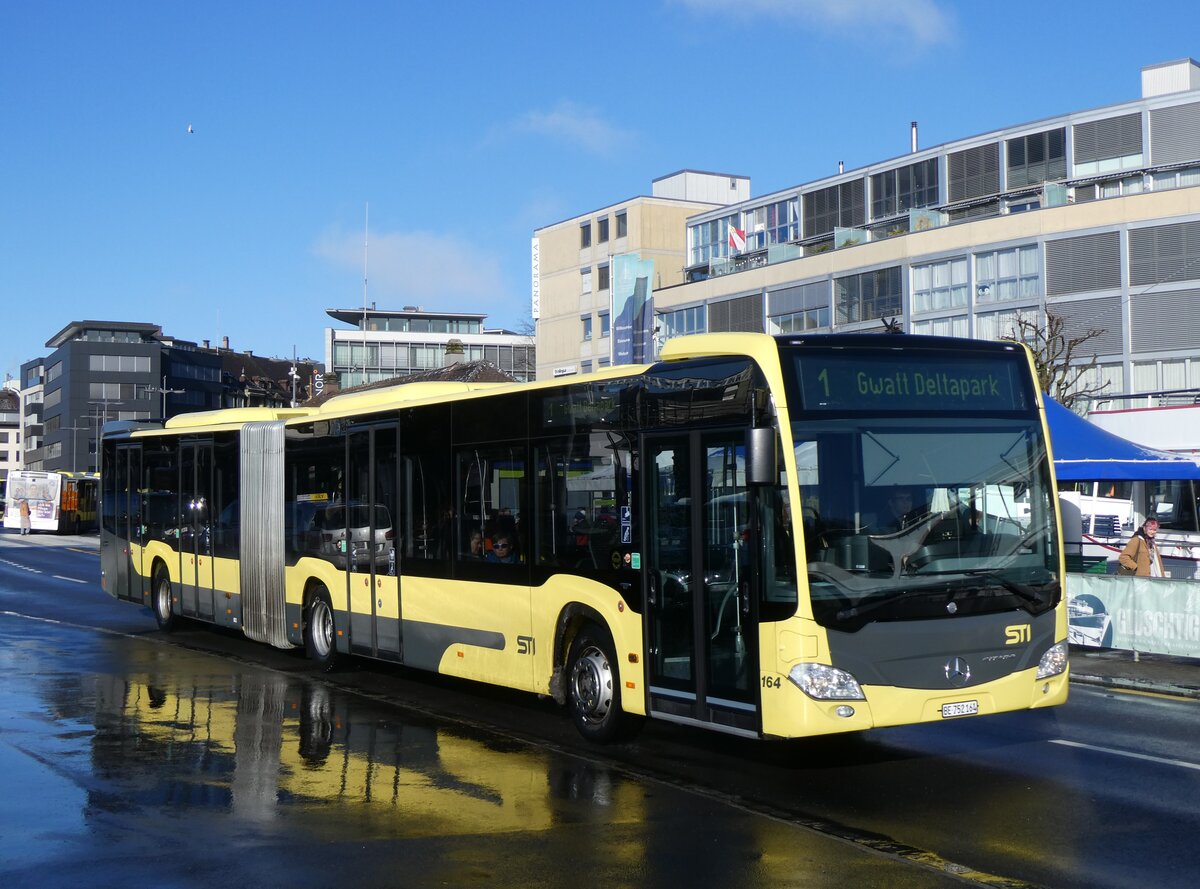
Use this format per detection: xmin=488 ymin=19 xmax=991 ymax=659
xmin=2 ymin=530 xmax=1199 ymax=889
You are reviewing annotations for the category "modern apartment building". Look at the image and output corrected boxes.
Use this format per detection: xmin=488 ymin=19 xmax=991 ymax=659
xmin=0 ymin=383 xmax=19 ymax=481
xmin=539 ymin=59 xmax=1200 ymax=400
xmin=533 ymin=170 xmax=749 ymax=379
xmin=22 ymin=321 xmax=224 ymax=474
xmin=324 ymin=306 xmax=535 ymax=387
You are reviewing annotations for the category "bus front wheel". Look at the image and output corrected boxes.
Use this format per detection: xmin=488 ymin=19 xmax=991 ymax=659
xmin=152 ymin=570 xmax=176 ymax=632
xmin=567 ymin=622 xmax=631 ymax=743
xmin=304 ymin=587 xmax=338 ymax=672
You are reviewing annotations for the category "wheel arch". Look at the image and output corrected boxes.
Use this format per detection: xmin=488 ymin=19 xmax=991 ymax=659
xmin=549 ymin=603 xmax=612 ymax=706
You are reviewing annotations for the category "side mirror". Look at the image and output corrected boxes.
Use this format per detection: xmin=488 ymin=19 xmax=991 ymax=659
xmin=746 ymin=427 xmax=777 ymax=486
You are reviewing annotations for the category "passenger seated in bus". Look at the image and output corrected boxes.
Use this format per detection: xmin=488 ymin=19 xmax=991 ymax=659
xmin=486 ymin=533 xmax=519 ymax=564
xmin=464 ymin=530 xmax=484 ymax=559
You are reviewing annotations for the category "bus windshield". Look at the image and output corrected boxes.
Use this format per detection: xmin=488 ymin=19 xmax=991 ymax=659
xmin=782 ymin=346 xmax=1060 ymax=631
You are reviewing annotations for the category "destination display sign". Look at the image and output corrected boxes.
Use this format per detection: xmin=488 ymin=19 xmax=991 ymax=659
xmin=792 ymin=352 xmax=1031 ymax=413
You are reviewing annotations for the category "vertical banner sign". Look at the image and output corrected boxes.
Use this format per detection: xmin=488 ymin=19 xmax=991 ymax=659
xmin=530 ymin=237 xmax=541 ymax=320
xmin=611 ymin=253 xmax=655 ymax=365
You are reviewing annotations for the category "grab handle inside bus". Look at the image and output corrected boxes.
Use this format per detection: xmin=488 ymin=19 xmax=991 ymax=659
xmin=746 ymin=426 xmax=776 ymax=486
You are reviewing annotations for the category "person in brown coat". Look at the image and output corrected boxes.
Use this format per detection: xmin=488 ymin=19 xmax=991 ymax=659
xmin=1118 ymin=518 xmax=1164 ymax=577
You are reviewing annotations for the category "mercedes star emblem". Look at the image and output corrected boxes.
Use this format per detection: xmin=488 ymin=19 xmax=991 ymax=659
xmin=945 ymin=656 xmax=972 ymax=687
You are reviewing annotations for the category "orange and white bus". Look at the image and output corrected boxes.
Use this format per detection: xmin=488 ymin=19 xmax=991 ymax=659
xmin=100 ymin=333 xmax=1069 ymax=741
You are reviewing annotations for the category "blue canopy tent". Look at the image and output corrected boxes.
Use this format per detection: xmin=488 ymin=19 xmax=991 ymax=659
xmin=1044 ymin=396 xmax=1200 ymax=481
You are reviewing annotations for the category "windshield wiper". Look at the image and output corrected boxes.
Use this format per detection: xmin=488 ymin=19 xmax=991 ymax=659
xmin=834 ymin=571 xmax=1053 ymax=623
xmin=834 ymin=581 xmax=958 ymax=622
xmin=906 ymin=567 xmax=1051 ymax=608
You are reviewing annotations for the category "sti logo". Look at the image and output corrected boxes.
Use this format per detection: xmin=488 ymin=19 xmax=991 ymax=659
xmin=1005 ymin=624 xmax=1031 ymax=645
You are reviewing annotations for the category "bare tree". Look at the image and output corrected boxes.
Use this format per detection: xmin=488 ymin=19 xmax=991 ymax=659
xmin=1003 ymin=309 xmax=1108 ymax=409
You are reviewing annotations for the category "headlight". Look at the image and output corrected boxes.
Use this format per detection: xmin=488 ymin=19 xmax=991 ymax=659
xmin=1036 ymin=641 xmax=1069 ymax=679
xmin=788 ymin=663 xmax=865 ymax=700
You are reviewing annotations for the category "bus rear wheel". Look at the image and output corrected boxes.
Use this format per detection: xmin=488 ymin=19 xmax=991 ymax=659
xmin=567 ymin=622 xmax=632 ymax=743
xmin=304 ymin=587 xmax=338 ymax=672
xmin=152 ymin=570 xmax=176 ymax=632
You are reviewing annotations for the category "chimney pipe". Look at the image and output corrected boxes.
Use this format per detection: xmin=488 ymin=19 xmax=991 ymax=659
xmin=222 ymin=335 xmax=230 ymax=350
xmin=202 ymin=339 xmax=209 ymax=349
xmin=838 ymin=160 xmax=844 ymax=174
xmin=911 ymin=121 xmax=918 ymax=153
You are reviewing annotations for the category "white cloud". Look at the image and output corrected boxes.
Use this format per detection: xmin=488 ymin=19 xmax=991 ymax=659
xmin=313 ymin=227 xmax=503 ymax=307
xmin=676 ymin=0 xmax=955 ymax=47
xmin=491 ymin=100 xmax=633 ymax=156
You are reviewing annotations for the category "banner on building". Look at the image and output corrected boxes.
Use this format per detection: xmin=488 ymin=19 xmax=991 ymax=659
xmin=611 ymin=254 xmax=655 ymax=366
xmin=530 ymin=237 xmax=541 ymax=320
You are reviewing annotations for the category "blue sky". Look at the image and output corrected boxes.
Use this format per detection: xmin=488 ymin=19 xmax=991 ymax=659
xmin=3 ymin=0 xmax=1195 ymax=381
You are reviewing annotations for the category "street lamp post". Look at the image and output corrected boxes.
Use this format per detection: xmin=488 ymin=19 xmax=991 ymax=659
xmin=87 ymin=401 xmax=125 ymax=474
xmin=62 ymin=425 xmax=89 ymax=474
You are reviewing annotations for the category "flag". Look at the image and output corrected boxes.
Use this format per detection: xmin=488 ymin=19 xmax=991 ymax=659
xmin=729 ymin=226 xmax=746 ymax=252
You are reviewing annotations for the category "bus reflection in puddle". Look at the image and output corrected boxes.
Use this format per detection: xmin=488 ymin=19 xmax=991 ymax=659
xmin=98 ymin=669 xmax=642 ymax=839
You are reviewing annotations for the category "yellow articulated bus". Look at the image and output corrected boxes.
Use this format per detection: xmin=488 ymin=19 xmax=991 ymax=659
xmin=100 ymin=333 xmax=1069 ymax=742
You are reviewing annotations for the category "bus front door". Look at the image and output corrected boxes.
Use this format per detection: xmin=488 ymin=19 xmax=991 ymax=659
xmin=643 ymin=432 xmax=760 ymax=735
xmin=179 ymin=441 xmax=216 ymax=622
xmin=346 ymin=423 xmax=401 ymax=660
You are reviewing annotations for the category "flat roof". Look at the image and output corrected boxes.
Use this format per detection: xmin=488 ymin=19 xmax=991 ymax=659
xmin=326 ymin=308 xmax=488 ymax=325
xmin=46 ymin=320 xmax=162 ymax=349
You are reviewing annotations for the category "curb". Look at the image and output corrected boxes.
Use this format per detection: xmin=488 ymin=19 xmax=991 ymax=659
xmin=1070 ymin=671 xmax=1200 ymax=700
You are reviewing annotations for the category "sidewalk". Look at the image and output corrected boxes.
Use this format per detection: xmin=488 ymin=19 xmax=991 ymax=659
xmin=1069 ymin=645 xmax=1200 ymax=699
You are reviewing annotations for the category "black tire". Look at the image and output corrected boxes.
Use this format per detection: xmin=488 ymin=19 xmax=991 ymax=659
xmin=566 ymin=622 xmax=635 ymax=743
xmin=152 ymin=568 xmax=177 ymax=632
xmin=304 ymin=586 xmax=339 ymax=672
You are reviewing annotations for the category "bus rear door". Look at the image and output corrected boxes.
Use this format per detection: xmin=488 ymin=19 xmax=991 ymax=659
xmin=110 ymin=444 xmax=143 ymax=604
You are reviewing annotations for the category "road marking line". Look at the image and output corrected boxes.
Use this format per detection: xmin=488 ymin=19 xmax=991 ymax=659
xmin=53 ymin=575 xmax=88 ymax=584
xmin=1050 ymin=738 xmax=1200 ymax=771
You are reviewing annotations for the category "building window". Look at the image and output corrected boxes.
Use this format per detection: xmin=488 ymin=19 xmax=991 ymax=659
xmin=580 ymin=223 xmax=591 ymax=249
xmin=911 ymin=257 xmax=969 ymax=313
xmin=89 ymin=354 xmax=152 ymax=373
xmin=616 ymin=212 xmax=627 ymax=238
xmin=834 ymin=266 xmax=902 ymax=325
xmin=948 ymin=143 xmax=1000 ymax=203
xmin=597 ymin=264 xmax=610 ymax=291
xmin=975 ymin=245 xmax=1040 ymax=303
xmin=660 ymin=305 xmax=706 ymax=340
xmin=870 ymin=159 xmax=939 ymax=219
xmin=1152 ymin=167 xmax=1200 ymax=191
xmin=599 ymin=312 xmax=610 ymax=338
xmin=803 ymin=180 xmax=865 ymax=239
xmin=580 ymin=267 xmax=592 ymax=294
xmin=975 ymin=307 xmax=1030 ymax=341
xmin=597 ymin=217 xmax=609 ymax=243
xmin=910 ymin=316 xmax=968 ymax=338
xmin=1006 ymin=128 xmax=1066 ymax=189
xmin=1073 ymin=112 xmax=1143 ymax=176
xmin=688 ymin=215 xmax=737 ymax=266
xmin=44 ymin=388 xmax=62 ymax=408
xmin=581 ymin=315 xmax=592 ymax=341
xmin=580 ymin=360 xmax=593 ymax=375
xmin=46 ymin=362 xmax=63 ymax=383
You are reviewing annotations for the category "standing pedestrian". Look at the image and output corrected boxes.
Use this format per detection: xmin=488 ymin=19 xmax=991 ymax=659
xmin=19 ymin=498 xmax=32 ymax=536
xmin=1118 ymin=517 xmax=1165 ymax=577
